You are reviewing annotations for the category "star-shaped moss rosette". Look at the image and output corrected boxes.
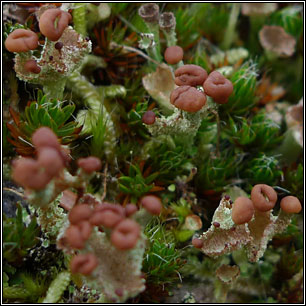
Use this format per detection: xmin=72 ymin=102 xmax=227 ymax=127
xmin=92 ymin=19 xmax=145 ymax=84
xmin=194 ymin=195 xmax=300 ymax=262
xmin=6 ymin=91 xmax=81 ymax=157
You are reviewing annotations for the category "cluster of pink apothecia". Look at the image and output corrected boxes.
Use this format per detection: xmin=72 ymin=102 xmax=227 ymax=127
xmin=192 ymin=183 xmax=302 ymax=249
xmin=166 ymin=45 xmax=234 ymax=112
xmin=142 ymin=45 xmax=234 ymax=125
xmin=12 ymin=127 xmax=101 ymax=190
xmin=11 ymin=126 xmax=163 ymax=276
xmin=64 ymin=195 xmax=162 ymax=275
xmin=12 ymin=127 xmax=72 ymax=190
xmin=232 ymin=184 xmax=302 ymax=224
xmin=5 ymin=8 xmax=72 ymax=73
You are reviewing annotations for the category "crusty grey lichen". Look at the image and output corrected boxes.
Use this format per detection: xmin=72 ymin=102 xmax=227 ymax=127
xmin=82 ymin=209 xmax=156 ymax=302
xmin=36 ymin=199 xmax=67 ymax=239
xmin=146 ymin=106 xmax=207 ymax=139
xmin=14 ymin=27 xmax=91 ymax=99
xmin=82 ymin=230 xmax=146 ymax=303
xmin=144 ymin=96 xmax=217 ymax=148
xmin=57 ymin=208 xmax=152 ymax=303
xmin=197 ymin=196 xmax=296 ymax=262
xmin=198 ymin=197 xmax=252 ymax=257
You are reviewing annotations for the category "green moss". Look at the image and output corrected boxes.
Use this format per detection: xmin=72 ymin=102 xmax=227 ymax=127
xmin=143 ymin=220 xmax=183 ymax=286
xmin=3 ymin=203 xmax=40 ymax=266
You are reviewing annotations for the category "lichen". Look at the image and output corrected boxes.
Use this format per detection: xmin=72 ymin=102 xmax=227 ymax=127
xmin=197 ymin=196 xmax=298 ymax=262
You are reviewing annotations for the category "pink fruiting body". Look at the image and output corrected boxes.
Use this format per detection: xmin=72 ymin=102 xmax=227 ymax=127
xmin=170 ymin=85 xmax=206 ymax=112
xmin=203 ymin=71 xmax=233 ymax=104
xmin=5 ymin=29 xmax=39 ymax=53
xmin=232 ymin=196 xmax=255 ymax=224
xmin=69 ymin=204 xmax=93 ymax=224
xmin=111 ymin=219 xmax=141 ymax=250
xmin=65 ymin=225 xmax=86 ymax=249
xmin=174 ymin=64 xmax=208 ymax=86
xmin=280 ymin=196 xmax=302 ymax=214
xmin=78 ymin=220 xmax=93 ymax=240
xmin=192 ymin=237 xmax=204 ymax=249
xmin=32 ymin=127 xmax=61 ymax=152
xmin=37 ymin=147 xmax=64 ymax=177
xmin=251 ymin=184 xmax=277 ymax=212
xmin=90 ymin=210 xmax=125 ymax=229
xmin=70 ymin=253 xmax=99 ymax=275
xmin=39 ymin=8 xmax=72 ymax=41
xmin=164 ymin=46 xmax=184 ymax=65
xmin=142 ymin=111 xmax=156 ymax=125
xmin=77 ymin=157 xmax=102 ymax=173
xmin=24 ymin=59 xmax=41 ymax=74
xmin=12 ymin=158 xmax=51 ymax=190
xmin=125 ymin=204 xmax=138 ymax=217
xmin=140 ymin=195 xmax=163 ymax=215
xmin=90 ymin=203 xmax=125 ymax=227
